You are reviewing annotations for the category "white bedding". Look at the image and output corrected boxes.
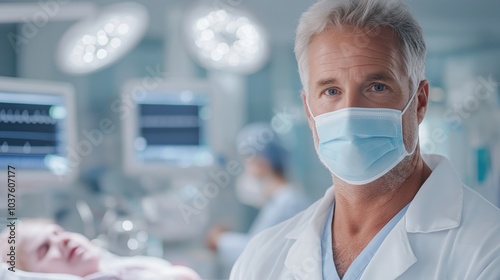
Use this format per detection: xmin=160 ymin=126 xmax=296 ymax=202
xmin=0 ymin=263 xmax=84 ymax=280
xmin=1 ymin=252 xmax=198 ymax=280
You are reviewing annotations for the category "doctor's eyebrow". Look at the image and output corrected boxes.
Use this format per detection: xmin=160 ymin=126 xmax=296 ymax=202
xmin=314 ymin=73 xmax=396 ymax=88
xmin=365 ymin=72 xmax=396 ymax=83
xmin=315 ymin=78 xmax=340 ymax=88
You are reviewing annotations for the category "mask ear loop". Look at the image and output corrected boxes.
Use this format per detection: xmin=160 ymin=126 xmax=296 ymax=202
xmin=402 ymin=89 xmax=420 ymax=155
xmin=402 ymin=89 xmax=418 ymax=115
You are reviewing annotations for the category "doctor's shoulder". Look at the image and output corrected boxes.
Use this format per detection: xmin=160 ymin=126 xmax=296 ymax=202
xmin=460 ymin=187 xmax=500 ymax=244
xmin=434 ymin=184 xmax=500 ymax=279
xmin=230 ymin=198 xmax=322 ymax=280
xmin=459 ymin=184 xmax=500 ymax=238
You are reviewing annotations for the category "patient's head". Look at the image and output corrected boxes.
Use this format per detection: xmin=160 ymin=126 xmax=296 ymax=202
xmin=1 ymin=219 xmax=100 ymax=277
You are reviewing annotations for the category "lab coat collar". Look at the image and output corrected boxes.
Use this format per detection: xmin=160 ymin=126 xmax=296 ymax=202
xmin=405 ymin=154 xmax=463 ymax=233
xmin=284 ymin=185 xmax=335 ymax=240
xmin=363 ymin=154 xmax=463 ymax=279
xmin=361 ymin=218 xmax=417 ymax=279
xmin=283 ymin=187 xmax=335 ymax=279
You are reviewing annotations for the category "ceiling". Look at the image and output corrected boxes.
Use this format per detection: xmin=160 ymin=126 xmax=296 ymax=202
xmin=2 ymin=0 xmax=500 ymax=53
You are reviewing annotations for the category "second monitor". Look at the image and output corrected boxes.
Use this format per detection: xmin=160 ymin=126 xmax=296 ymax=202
xmin=122 ymin=79 xmax=216 ymax=177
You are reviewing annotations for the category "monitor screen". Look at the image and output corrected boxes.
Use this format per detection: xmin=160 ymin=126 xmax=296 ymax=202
xmin=123 ymin=80 xmax=214 ymax=173
xmin=0 ymin=78 xmax=76 ymax=185
xmin=132 ymin=89 xmax=214 ymax=168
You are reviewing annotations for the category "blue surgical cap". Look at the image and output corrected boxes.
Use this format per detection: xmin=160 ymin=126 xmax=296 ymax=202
xmin=236 ymin=123 xmax=288 ymax=174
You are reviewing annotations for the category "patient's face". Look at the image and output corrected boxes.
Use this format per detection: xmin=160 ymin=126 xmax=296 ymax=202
xmin=19 ymin=223 xmax=100 ymax=277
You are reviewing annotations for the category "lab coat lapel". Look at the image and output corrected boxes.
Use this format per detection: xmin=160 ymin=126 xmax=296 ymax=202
xmin=284 ymin=187 xmax=335 ymax=280
xmin=360 ymin=219 xmax=417 ymax=280
xmin=283 ymin=227 xmax=323 ymax=280
xmin=361 ymin=154 xmax=463 ymax=279
xmin=405 ymin=154 xmax=463 ymax=233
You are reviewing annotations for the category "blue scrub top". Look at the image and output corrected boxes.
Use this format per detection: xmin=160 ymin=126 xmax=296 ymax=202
xmin=321 ymin=201 xmax=410 ymax=280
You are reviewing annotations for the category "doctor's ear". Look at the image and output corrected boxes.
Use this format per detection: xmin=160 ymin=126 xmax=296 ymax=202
xmin=301 ymin=90 xmax=319 ymax=147
xmin=301 ymin=90 xmax=312 ymax=121
xmin=416 ymin=80 xmax=430 ymax=124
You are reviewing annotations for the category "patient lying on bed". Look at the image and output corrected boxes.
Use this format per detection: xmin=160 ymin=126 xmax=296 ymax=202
xmin=0 ymin=219 xmax=201 ymax=280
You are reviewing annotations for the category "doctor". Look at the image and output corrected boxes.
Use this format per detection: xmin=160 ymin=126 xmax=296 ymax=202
xmin=206 ymin=123 xmax=309 ymax=270
xmin=230 ymin=0 xmax=500 ymax=279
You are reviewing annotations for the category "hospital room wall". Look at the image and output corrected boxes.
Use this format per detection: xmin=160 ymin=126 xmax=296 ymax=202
xmin=444 ymin=47 xmax=500 ymax=206
xmin=424 ymin=46 xmax=500 ymax=207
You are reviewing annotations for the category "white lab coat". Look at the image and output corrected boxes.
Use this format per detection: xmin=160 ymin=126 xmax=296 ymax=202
xmin=218 ymin=186 xmax=309 ymax=269
xmin=230 ymin=154 xmax=500 ymax=280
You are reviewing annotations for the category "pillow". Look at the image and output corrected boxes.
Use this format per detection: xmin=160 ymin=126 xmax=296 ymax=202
xmin=0 ymin=263 xmax=84 ymax=280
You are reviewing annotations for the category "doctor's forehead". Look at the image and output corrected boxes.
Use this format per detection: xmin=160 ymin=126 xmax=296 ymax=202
xmin=307 ymin=27 xmax=406 ymax=86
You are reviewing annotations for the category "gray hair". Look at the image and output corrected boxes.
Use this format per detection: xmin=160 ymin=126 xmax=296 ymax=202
xmin=295 ymin=0 xmax=426 ymax=94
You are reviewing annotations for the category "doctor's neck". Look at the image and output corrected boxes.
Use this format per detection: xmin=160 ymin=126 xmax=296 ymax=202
xmin=333 ymin=145 xmax=431 ymax=229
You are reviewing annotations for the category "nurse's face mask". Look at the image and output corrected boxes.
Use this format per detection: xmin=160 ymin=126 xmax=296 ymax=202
xmin=307 ymin=90 xmax=418 ymax=185
xmin=235 ymin=175 xmax=269 ymax=208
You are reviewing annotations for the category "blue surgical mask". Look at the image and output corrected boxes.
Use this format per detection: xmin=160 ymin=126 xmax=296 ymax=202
xmin=308 ymin=92 xmax=418 ymax=185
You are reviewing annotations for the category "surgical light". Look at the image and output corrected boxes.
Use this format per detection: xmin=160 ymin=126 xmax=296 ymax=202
xmin=57 ymin=2 xmax=148 ymax=75
xmin=185 ymin=4 xmax=269 ymax=74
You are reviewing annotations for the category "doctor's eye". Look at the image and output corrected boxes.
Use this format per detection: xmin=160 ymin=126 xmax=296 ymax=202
xmin=371 ymin=83 xmax=388 ymax=92
xmin=323 ymin=88 xmax=340 ymax=96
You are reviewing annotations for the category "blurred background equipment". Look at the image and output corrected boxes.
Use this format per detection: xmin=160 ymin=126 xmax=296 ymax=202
xmin=184 ymin=2 xmax=270 ymax=74
xmin=0 ymin=77 xmax=77 ymax=191
xmin=57 ymin=2 xmax=149 ymax=75
xmin=122 ymin=79 xmax=216 ymax=176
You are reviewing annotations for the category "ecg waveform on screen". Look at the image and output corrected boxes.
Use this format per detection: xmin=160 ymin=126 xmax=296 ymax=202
xmin=0 ymin=109 xmax=57 ymax=125
xmin=0 ymin=102 xmax=59 ymax=156
xmin=0 ymin=141 xmax=57 ymax=154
